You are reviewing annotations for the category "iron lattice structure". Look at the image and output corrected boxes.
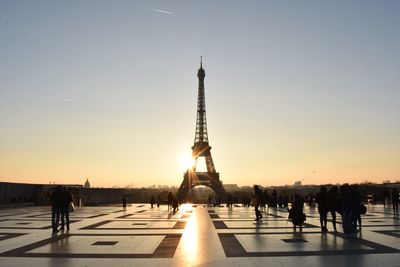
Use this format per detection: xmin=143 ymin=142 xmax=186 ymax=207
xmin=177 ymin=59 xmax=226 ymax=202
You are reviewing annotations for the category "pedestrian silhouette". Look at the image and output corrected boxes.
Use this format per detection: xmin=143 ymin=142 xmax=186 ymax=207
xmin=150 ymin=196 xmax=155 ymax=208
xmin=168 ymin=191 xmax=174 ymax=210
xmin=50 ymin=185 xmax=63 ymax=233
xmin=253 ymin=185 xmax=263 ymax=222
xmin=327 ymin=186 xmax=339 ymax=232
xmin=341 ymin=184 xmax=356 ymax=235
xmin=315 ymin=186 xmax=329 ymax=232
xmin=392 ymin=188 xmax=399 ymax=215
xmin=122 ymin=195 xmax=127 ymax=209
xmin=288 ymin=194 xmax=306 ymax=231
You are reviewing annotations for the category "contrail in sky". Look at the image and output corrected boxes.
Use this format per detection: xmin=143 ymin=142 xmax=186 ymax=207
xmin=150 ymin=8 xmax=173 ymax=15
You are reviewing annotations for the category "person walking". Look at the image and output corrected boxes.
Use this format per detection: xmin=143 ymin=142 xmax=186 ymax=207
xmin=327 ymin=186 xmax=339 ymax=232
xmin=315 ymin=186 xmax=329 ymax=232
xmin=60 ymin=186 xmax=73 ymax=231
xmin=50 ymin=185 xmax=63 ymax=233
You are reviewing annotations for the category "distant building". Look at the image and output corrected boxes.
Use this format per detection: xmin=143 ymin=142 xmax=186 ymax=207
xmin=84 ymin=178 xmax=91 ymax=188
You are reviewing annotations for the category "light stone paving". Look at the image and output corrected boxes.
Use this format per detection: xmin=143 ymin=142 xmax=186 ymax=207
xmin=0 ymin=204 xmax=399 ymax=266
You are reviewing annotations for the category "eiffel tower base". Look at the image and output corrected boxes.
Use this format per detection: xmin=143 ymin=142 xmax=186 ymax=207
xmin=176 ymin=170 xmax=226 ymax=203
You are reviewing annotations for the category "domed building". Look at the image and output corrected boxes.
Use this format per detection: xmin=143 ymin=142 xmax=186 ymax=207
xmin=84 ymin=178 xmax=91 ymax=188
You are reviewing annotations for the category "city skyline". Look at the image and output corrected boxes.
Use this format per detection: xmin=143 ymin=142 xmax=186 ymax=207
xmin=1 ymin=1 xmax=399 ymax=187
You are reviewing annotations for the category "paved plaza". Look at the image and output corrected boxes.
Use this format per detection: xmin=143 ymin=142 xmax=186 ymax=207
xmin=0 ymin=204 xmax=399 ymax=266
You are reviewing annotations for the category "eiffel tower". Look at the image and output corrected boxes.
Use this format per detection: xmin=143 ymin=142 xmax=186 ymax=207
xmin=177 ymin=58 xmax=226 ymax=202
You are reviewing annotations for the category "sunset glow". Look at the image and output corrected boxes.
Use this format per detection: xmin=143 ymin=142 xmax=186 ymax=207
xmin=0 ymin=1 xmax=399 ymax=187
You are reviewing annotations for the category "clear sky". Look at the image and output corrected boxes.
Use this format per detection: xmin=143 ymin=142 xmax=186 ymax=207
xmin=0 ymin=1 xmax=399 ymax=187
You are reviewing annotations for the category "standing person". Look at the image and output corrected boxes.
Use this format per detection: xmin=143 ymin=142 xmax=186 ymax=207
xmin=341 ymin=184 xmax=356 ymax=235
xmin=150 ymin=196 xmax=155 ymax=208
xmin=227 ymin=193 xmax=233 ymax=209
xmin=271 ymin=190 xmax=278 ymax=208
xmin=263 ymin=189 xmax=269 ymax=210
xmin=253 ymin=185 xmax=263 ymax=222
xmin=50 ymin=185 xmax=63 ymax=233
xmin=288 ymin=194 xmax=306 ymax=231
xmin=172 ymin=197 xmax=179 ymax=213
xmin=168 ymin=191 xmax=174 ymax=210
xmin=327 ymin=186 xmax=339 ymax=232
xmin=60 ymin=186 xmax=73 ymax=231
xmin=315 ymin=186 xmax=329 ymax=232
xmin=352 ymin=185 xmax=362 ymax=231
xmin=392 ymin=188 xmax=399 ymax=215
xmin=122 ymin=195 xmax=127 ymax=209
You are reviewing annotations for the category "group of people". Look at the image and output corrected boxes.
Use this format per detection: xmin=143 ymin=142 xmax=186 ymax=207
xmin=251 ymin=185 xmax=306 ymax=227
xmin=251 ymin=184 xmax=397 ymax=235
xmin=167 ymin=191 xmax=180 ymax=212
xmin=315 ymin=186 xmax=340 ymax=232
xmin=149 ymin=191 xmax=179 ymax=212
xmin=50 ymin=185 xmax=73 ymax=233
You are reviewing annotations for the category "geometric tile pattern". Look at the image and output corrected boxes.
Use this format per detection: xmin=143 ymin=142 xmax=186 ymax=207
xmin=0 ymin=204 xmax=399 ymax=266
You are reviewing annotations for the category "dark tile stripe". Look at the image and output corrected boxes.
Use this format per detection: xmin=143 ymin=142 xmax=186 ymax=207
xmin=218 ymin=233 xmax=247 ymax=257
xmin=173 ymin=221 xmax=187 ymax=229
xmin=217 ymin=232 xmax=399 ymax=258
xmin=1 ymin=234 xmax=181 ymax=259
xmin=213 ymin=221 xmax=228 ymax=229
xmin=152 ymin=234 xmax=181 ymax=258
xmin=80 ymin=220 xmax=112 ymax=229
xmin=0 ymin=233 xmax=26 ymax=241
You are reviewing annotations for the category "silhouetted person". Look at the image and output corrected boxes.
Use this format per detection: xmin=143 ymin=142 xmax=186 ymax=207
xmin=307 ymin=193 xmax=315 ymax=207
xmin=283 ymin=195 xmax=289 ymax=208
xmin=168 ymin=191 xmax=174 ymax=210
xmin=60 ymin=186 xmax=73 ymax=231
xmin=50 ymin=185 xmax=63 ymax=233
xmin=341 ymin=184 xmax=356 ymax=235
xmin=122 ymin=195 xmax=127 ymax=209
xmin=277 ymin=196 xmax=282 ymax=208
xmin=392 ymin=188 xmax=399 ymax=214
xmin=352 ymin=185 xmax=362 ymax=231
xmin=288 ymin=194 xmax=305 ymax=231
xmin=253 ymin=185 xmax=263 ymax=222
xmin=327 ymin=186 xmax=339 ymax=232
xmin=263 ymin=190 xmax=269 ymax=210
xmin=227 ymin=193 xmax=233 ymax=208
xmin=271 ymin=190 xmax=278 ymax=208
xmin=172 ymin=197 xmax=179 ymax=213
xmin=150 ymin=196 xmax=155 ymax=208
xmin=382 ymin=189 xmax=390 ymax=206
xmin=316 ymin=186 xmax=329 ymax=232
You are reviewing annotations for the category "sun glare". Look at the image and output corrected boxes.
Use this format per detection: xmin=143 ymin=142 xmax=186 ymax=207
xmin=180 ymin=155 xmax=194 ymax=170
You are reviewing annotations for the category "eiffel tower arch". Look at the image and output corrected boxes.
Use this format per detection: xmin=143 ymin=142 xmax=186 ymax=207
xmin=177 ymin=58 xmax=226 ymax=202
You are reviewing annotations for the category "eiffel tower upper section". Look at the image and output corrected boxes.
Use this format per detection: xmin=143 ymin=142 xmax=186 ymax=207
xmin=194 ymin=57 xmax=209 ymax=144
xmin=191 ymin=58 xmax=217 ymax=173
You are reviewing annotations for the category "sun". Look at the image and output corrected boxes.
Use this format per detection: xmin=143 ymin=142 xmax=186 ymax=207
xmin=180 ymin=155 xmax=195 ymax=170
